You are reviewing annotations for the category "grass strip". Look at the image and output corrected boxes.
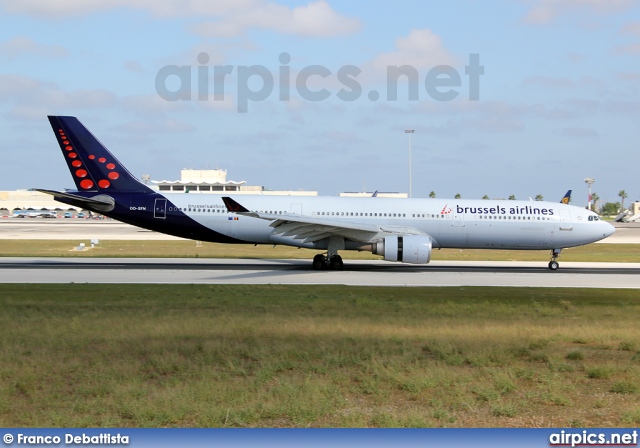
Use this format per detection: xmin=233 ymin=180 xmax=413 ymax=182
xmin=0 ymin=240 xmax=638 ymax=262
xmin=1 ymin=285 xmax=639 ymax=427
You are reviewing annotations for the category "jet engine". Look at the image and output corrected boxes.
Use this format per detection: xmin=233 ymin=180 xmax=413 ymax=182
xmin=372 ymin=235 xmax=432 ymax=264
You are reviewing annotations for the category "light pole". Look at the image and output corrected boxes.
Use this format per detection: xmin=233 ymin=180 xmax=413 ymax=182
xmin=584 ymin=178 xmax=595 ymax=210
xmin=405 ymin=129 xmax=414 ymax=198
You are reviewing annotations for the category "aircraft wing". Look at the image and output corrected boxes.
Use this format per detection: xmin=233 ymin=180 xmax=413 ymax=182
xmin=222 ymin=197 xmax=426 ymax=244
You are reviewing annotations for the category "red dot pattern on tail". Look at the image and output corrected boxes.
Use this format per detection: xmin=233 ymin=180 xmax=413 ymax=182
xmin=58 ymin=128 xmax=121 ymax=190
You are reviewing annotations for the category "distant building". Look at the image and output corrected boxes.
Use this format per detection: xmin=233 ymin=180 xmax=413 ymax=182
xmin=151 ymin=169 xmax=317 ymax=196
xmin=0 ymin=168 xmax=321 ymax=216
xmin=0 ymin=190 xmax=82 ymax=216
xmin=153 ymin=169 xmax=246 ymax=193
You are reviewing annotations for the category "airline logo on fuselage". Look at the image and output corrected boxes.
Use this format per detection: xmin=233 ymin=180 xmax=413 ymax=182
xmin=456 ymin=205 xmax=555 ymax=216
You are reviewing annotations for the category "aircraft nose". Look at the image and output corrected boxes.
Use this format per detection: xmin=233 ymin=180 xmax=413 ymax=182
xmin=603 ymin=221 xmax=615 ymax=238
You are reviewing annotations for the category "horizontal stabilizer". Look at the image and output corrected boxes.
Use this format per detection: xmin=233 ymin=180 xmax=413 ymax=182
xmin=35 ymin=189 xmax=115 ymax=212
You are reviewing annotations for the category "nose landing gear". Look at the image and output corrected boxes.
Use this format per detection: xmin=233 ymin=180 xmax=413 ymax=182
xmin=548 ymin=248 xmax=562 ymax=270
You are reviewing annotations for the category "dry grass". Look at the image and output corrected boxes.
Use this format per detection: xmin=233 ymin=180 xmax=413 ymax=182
xmin=1 ymin=285 xmax=639 ymax=427
xmin=0 ymin=240 xmax=638 ymax=262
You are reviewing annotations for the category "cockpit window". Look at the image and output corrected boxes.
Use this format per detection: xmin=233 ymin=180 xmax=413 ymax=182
xmin=588 ymin=215 xmax=600 ymax=221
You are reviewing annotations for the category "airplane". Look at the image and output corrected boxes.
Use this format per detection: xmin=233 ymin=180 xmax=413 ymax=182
xmin=36 ymin=116 xmax=615 ymax=271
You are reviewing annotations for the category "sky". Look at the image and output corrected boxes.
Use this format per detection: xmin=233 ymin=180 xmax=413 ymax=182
xmin=0 ymin=0 xmax=639 ymax=206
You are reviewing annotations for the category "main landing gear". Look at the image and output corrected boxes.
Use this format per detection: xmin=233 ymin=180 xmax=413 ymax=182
xmin=312 ymin=253 xmax=344 ymax=270
xmin=548 ymin=248 xmax=562 ymax=270
xmin=312 ymin=235 xmax=345 ymax=270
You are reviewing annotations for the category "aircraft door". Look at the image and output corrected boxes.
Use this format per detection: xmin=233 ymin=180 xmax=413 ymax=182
xmin=559 ymin=209 xmax=572 ymax=230
xmin=291 ymin=203 xmax=302 ymax=215
xmin=453 ymin=214 xmax=465 ymax=227
xmin=154 ymin=198 xmax=167 ymax=219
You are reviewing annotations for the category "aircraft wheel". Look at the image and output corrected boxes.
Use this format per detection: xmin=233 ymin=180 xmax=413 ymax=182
xmin=548 ymin=261 xmax=559 ymax=271
xmin=329 ymin=255 xmax=343 ymax=271
xmin=312 ymin=254 xmax=326 ymax=270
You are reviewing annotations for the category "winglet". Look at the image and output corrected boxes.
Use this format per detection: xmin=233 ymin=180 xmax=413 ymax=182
xmin=222 ymin=197 xmax=251 ymax=213
xmin=560 ymin=190 xmax=572 ymax=204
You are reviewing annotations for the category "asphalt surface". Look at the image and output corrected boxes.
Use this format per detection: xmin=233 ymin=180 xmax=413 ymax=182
xmin=1 ymin=219 xmax=638 ymax=287
xmin=1 ymin=258 xmax=638 ymax=288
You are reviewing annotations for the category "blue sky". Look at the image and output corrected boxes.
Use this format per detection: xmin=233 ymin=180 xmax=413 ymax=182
xmin=1 ymin=0 xmax=639 ymax=205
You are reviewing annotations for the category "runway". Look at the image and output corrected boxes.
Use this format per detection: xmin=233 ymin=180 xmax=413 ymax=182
xmin=1 ymin=257 xmax=639 ymax=288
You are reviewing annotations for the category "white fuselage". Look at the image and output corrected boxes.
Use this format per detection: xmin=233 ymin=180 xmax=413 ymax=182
xmin=152 ymin=194 xmax=614 ymax=251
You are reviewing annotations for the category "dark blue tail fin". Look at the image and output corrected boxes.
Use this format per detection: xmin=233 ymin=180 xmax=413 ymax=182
xmin=560 ymin=190 xmax=572 ymax=204
xmin=48 ymin=116 xmax=152 ymax=193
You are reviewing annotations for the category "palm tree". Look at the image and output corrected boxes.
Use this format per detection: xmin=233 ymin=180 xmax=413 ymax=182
xmin=482 ymin=195 xmax=489 ymax=200
xmin=591 ymin=192 xmax=600 ymax=212
xmin=454 ymin=193 xmax=461 ymax=199
xmin=429 ymin=191 xmax=436 ymax=199
xmin=508 ymin=195 xmax=516 ymax=200
xmin=619 ymin=190 xmax=628 ymax=211
xmin=535 ymin=194 xmax=543 ymax=201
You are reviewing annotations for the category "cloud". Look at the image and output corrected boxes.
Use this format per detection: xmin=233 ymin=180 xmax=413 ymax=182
xmin=0 ymin=74 xmax=117 ymax=121
xmin=410 ymin=99 xmax=576 ymax=121
xmin=311 ymin=130 xmax=366 ymax=144
xmin=616 ymin=72 xmax=640 ymax=82
xmin=564 ymin=97 xmax=640 ymax=115
xmin=619 ymin=21 xmax=640 ymax=36
xmin=522 ymin=75 xmax=574 ymax=88
xmin=611 ymin=43 xmax=640 ymax=55
xmin=124 ymin=60 xmax=145 ymax=74
xmin=0 ymin=0 xmax=242 ymax=17
xmin=0 ymin=0 xmax=360 ymax=38
xmin=197 ymin=94 xmax=237 ymax=112
xmin=370 ymin=29 xmax=455 ymax=72
xmin=558 ymin=126 xmax=598 ymax=137
xmin=0 ymin=36 xmax=67 ymax=60
xmin=189 ymin=0 xmax=360 ymax=38
xmin=121 ymin=94 xmax=189 ymax=116
xmin=112 ymin=118 xmax=195 ymax=133
xmin=522 ymin=0 xmax=635 ymax=25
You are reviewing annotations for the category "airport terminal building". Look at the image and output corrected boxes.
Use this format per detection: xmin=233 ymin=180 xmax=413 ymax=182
xmin=151 ymin=169 xmax=317 ymax=196
xmin=0 ymin=169 xmax=318 ymax=217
